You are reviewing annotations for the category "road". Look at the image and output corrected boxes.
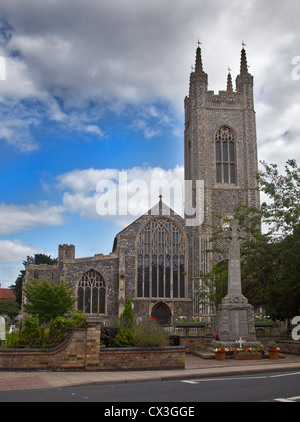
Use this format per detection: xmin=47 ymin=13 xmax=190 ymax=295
xmin=0 ymin=371 xmax=300 ymax=404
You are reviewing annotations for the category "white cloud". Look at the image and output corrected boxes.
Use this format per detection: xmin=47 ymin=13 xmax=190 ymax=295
xmin=85 ymin=125 xmax=104 ymax=137
xmin=0 ymin=202 xmax=65 ymax=235
xmin=0 ymin=239 xmax=40 ymax=264
xmin=0 ymin=115 xmax=39 ymax=152
xmin=57 ymin=165 xmax=185 ymax=226
xmin=0 ymin=166 xmax=182 ymax=235
xmin=0 ymin=239 xmax=51 ymax=288
xmin=0 ymin=0 xmax=299 ymax=162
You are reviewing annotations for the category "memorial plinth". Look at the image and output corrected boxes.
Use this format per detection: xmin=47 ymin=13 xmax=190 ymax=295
xmin=214 ymin=220 xmax=260 ymax=348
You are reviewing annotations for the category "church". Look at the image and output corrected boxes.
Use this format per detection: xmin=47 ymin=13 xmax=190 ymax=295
xmin=23 ymin=45 xmax=260 ymax=324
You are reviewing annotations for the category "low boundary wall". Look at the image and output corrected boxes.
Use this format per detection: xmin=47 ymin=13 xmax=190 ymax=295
xmin=0 ymin=317 xmax=185 ymax=371
xmin=0 ymin=316 xmax=101 ymax=371
xmin=99 ymin=347 xmax=185 ymax=371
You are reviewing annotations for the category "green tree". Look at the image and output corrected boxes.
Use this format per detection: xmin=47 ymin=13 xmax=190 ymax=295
xmin=23 ymin=278 xmax=76 ymax=322
xmin=258 ymin=226 xmax=300 ymax=320
xmin=0 ymin=298 xmax=20 ymax=319
xmin=251 ymin=159 xmax=300 ymax=319
xmin=10 ymin=271 xmax=24 ymax=306
xmin=195 ymin=159 xmax=300 ymax=320
xmin=193 ymin=262 xmax=227 ymax=311
xmin=120 ymin=297 xmax=134 ymax=328
xmin=258 ymin=159 xmax=300 ymax=235
xmin=10 ymin=253 xmax=57 ymax=305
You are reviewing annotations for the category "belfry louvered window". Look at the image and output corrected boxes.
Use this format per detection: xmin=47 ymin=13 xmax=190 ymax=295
xmin=77 ymin=269 xmax=106 ymax=314
xmin=215 ymin=126 xmax=236 ymax=184
xmin=137 ymin=218 xmax=186 ymax=299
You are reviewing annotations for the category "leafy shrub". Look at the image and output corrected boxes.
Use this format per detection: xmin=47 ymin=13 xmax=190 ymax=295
xmin=112 ymin=328 xmax=135 ymax=347
xmin=21 ymin=316 xmax=47 ymax=348
xmin=134 ymin=319 xmax=169 ymax=348
xmin=70 ymin=309 xmax=86 ymax=328
xmin=6 ymin=310 xmax=87 ymax=349
xmin=107 ymin=312 xmax=169 ymax=348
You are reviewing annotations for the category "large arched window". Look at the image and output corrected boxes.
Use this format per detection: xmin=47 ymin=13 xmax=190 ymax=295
xmin=77 ymin=269 xmax=106 ymax=314
xmin=215 ymin=126 xmax=236 ymax=184
xmin=137 ymin=218 xmax=186 ymax=299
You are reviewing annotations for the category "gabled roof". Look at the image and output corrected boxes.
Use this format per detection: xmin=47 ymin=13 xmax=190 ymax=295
xmin=112 ymin=198 xmax=185 ymax=252
xmin=116 ymin=198 xmax=183 ymax=236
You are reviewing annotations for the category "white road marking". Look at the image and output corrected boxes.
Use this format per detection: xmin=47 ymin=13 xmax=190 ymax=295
xmin=274 ymin=398 xmax=295 ymax=402
xmin=181 ymin=375 xmax=268 ymax=383
xmin=182 ymin=381 xmax=199 ymax=384
xmin=270 ymin=372 xmax=300 ymax=378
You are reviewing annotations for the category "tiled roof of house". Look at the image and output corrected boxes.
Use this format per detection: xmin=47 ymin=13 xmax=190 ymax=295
xmin=0 ymin=288 xmax=15 ymax=299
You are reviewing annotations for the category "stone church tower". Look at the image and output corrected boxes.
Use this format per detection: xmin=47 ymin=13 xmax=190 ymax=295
xmin=184 ymin=46 xmax=260 ymax=315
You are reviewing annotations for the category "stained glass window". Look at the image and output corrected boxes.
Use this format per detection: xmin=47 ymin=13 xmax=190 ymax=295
xmin=215 ymin=126 xmax=236 ymax=184
xmin=137 ymin=218 xmax=186 ymax=299
xmin=77 ymin=269 xmax=106 ymax=314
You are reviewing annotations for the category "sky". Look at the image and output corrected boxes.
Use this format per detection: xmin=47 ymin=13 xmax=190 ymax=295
xmin=0 ymin=0 xmax=300 ymax=287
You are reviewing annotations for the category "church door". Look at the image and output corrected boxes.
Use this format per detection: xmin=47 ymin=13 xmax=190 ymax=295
xmin=151 ymin=302 xmax=171 ymax=325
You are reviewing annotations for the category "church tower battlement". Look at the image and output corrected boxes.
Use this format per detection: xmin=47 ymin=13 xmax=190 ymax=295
xmin=184 ymin=45 xmax=260 ymax=315
xmin=185 ymin=46 xmax=254 ymax=116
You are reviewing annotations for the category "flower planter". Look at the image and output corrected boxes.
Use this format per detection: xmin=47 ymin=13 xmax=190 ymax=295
xmin=254 ymin=322 xmax=273 ymax=327
xmin=215 ymin=351 xmax=226 ymax=361
xmin=234 ymin=354 xmax=262 ymax=360
xmin=268 ymin=349 xmax=279 ymax=360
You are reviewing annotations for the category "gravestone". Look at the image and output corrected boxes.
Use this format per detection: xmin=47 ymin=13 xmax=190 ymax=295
xmin=0 ymin=317 xmax=5 ymax=347
xmin=215 ymin=220 xmax=260 ymax=348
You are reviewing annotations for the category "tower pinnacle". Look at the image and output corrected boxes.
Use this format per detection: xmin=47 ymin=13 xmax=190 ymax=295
xmin=240 ymin=47 xmax=249 ymax=76
xmin=227 ymin=68 xmax=233 ymax=93
xmin=195 ymin=45 xmax=204 ymax=73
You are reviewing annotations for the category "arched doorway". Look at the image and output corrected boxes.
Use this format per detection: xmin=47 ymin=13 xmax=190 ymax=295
xmin=151 ymin=302 xmax=171 ymax=325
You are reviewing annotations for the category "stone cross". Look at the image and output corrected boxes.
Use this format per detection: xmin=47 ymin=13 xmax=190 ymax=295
xmin=236 ymin=337 xmax=246 ymax=349
xmin=223 ymin=219 xmax=246 ymax=296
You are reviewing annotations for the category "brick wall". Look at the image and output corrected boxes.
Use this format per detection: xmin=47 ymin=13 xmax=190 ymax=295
xmin=99 ymin=347 xmax=185 ymax=371
xmin=180 ymin=336 xmax=214 ymax=353
xmin=0 ymin=318 xmax=185 ymax=371
xmin=0 ymin=316 xmax=102 ymax=371
xmin=275 ymin=340 xmax=300 ymax=355
xmin=0 ymin=329 xmax=87 ymax=371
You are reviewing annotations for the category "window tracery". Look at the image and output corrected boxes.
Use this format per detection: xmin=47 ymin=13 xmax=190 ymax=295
xmin=137 ymin=218 xmax=186 ymax=299
xmin=77 ymin=269 xmax=106 ymax=314
xmin=215 ymin=126 xmax=236 ymax=184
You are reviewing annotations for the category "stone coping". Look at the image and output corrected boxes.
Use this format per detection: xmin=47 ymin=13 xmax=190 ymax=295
xmin=100 ymin=346 xmax=185 ymax=352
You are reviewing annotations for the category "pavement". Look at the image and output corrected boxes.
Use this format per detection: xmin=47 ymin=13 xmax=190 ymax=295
xmin=1 ymin=353 xmax=300 ymax=392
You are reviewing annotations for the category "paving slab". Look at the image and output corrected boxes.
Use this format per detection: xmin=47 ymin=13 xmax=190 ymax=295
xmin=0 ymin=376 xmax=50 ymax=391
